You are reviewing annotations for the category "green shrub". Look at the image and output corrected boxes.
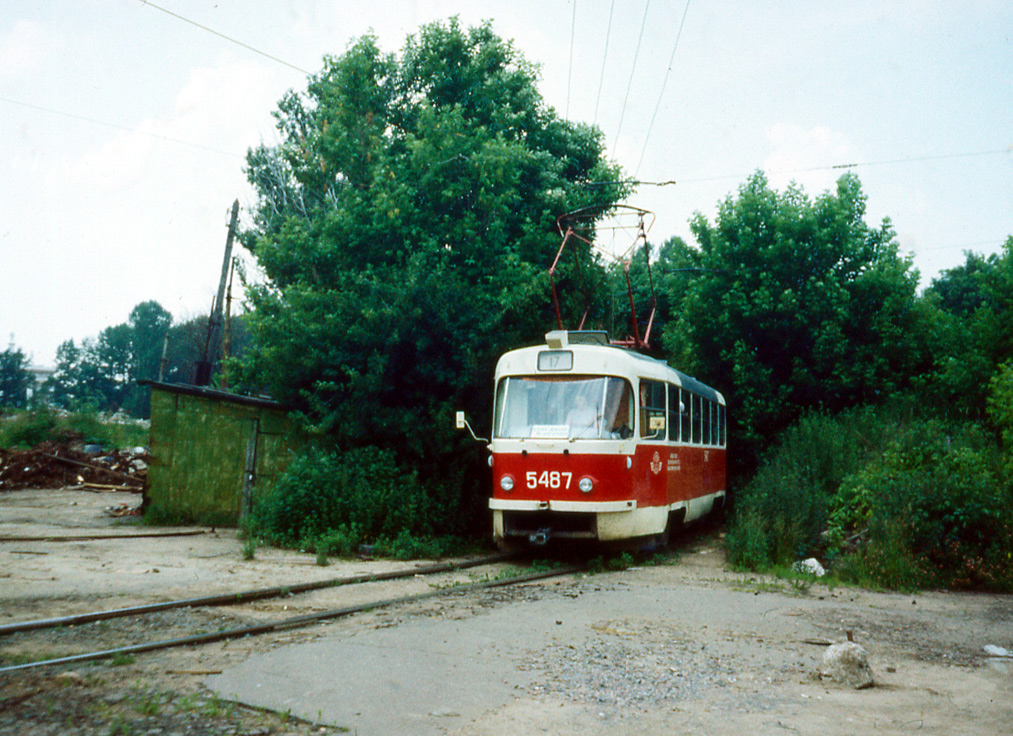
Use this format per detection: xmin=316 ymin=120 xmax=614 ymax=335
xmin=0 ymin=407 xmax=148 ymax=449
xmin=373 ymin=530 xmax=462 ymax=560
xmin=251 ymin=445 xmax=456 ymax=556
xmin=0 ymin=408 xmax=63 ymax=448
xmin=726 ymin=404 xmax=1013 ymax=592
xmin=834 ymin=517 xmax=935 ymax=591
xmin=831 ymin=421 xmax=1012 ymax=591
xmin=726 ymin=408 xmax=884 ymax=568
xmin=724 ymin=508 xmax=770 ymax=570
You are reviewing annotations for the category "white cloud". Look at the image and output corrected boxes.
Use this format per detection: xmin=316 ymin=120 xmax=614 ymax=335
xmin=763 ymin=123 xmax=858 ymax=194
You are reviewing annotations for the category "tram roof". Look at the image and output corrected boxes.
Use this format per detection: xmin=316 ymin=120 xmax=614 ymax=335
xmin=498 ymin=331 xmax=725 ymax=404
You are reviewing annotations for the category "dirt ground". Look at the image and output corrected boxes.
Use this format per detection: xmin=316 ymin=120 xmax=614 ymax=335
xmin=1 ymin=487 xmax=1011 ymax=735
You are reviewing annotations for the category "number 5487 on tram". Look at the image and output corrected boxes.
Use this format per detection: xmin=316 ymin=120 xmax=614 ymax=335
xmin=459 ymin=330 xmax=727 ymax=550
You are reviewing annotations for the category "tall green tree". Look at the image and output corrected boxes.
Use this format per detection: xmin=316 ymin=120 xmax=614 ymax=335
xmin=236 ymin=19 xmax=628 ymax=534
xmin=661 ymin=172 xmax=933 ymax=472
xmin=45 ymin=300 xmax=179 ymax=416
xmin=925 ymin=237 xmax=1013 ymax=420
xmin=121 ymin=300 xmax=173 ymax=415
xmin=0 ymin=347 xmax=32 ymax=409
xmin=46 ymin=339 xmax=105 ymax=410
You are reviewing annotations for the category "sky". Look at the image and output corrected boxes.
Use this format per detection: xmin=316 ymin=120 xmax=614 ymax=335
xmin=2 ymin=0 xmax=1011 ymax=367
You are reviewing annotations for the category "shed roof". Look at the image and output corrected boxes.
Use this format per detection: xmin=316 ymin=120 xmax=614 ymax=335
xmin=137 ymin=380 xmax=289 ymax=411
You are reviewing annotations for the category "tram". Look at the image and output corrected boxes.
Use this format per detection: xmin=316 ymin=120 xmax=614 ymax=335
xmin=455 ymin=206 xmax=726 ymax=549
xmin=483 ymin=329 xmax=726 ymax=549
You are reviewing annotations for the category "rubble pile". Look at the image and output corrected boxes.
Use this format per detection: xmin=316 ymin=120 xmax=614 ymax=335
xmin=0 ymin=441 xmax=147 ymax=492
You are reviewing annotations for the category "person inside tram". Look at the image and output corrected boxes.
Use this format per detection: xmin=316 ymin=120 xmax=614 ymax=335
xmin=566 ymin=391 xmax=599 ymax=437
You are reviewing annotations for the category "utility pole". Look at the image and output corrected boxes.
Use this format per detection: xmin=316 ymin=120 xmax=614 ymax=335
xmin=211 ymin=200 xmax=240 ymax=358
xmin=196 ymin=200 xmax=239 ymax=386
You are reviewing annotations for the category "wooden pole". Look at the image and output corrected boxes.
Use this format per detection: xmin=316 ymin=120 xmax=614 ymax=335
xmin=209 ymin=200 xmax=239 ymax=366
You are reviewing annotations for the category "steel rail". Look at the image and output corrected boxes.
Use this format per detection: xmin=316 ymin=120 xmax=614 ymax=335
xmin=0 ymin=530 xmax=208 ymax=543
xmin=0 ymin=553 xmax=515 ymax=636
xmin=0 ymin=563 xmax=583 ymax=673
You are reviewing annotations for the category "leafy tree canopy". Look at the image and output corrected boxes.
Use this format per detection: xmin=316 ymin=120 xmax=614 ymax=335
xmin=237 ymin=19 xmax=628 ymax=481
xmin=44 ymin=300 xmax=175 ymax=417
xmin=660 ymin=171 xmax=933 ymax=471
xmin=0 ymin=347 xmax=32 ymax=409
xmin=924 ymin=237 xmax=1013 ymax=419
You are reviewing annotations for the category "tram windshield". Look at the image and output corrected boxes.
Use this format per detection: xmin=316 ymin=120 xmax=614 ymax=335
xmin=494 ymin=376 xmax=634 ymax=439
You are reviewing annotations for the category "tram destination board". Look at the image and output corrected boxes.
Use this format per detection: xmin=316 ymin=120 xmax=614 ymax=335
xmin=537 ymin=350 xmax=572 ymax=371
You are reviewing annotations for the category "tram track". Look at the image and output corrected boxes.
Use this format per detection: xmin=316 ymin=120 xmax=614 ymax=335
xmin=0 ymin=552 xmax=516 ymax=636
xmin=0 ymin=555 xmax=585 ymax=674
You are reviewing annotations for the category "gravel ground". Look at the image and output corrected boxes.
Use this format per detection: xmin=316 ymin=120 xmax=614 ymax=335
xmin=2 ymin=488 xmax=1012 ymax=736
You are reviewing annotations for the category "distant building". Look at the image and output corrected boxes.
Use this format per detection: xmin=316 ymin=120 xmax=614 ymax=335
xmin=26 ymin=365 xmax=54 ymax=402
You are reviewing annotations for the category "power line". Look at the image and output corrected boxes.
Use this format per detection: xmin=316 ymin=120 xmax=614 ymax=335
xmin=138 ymin=0 xmax=311 ymax=75
xmin=677 ymin=148 xmax=1011 ymax=184
xmin=566 ymin=0 xmax=577 ymax=119
xmin=611 ymin=0 xmax=651 ymax=159
xmin=593 ymin=0 xmax=616 ymax=126
xmin=578 ymin=147 xmax=1010 ymax=188
xmin=906 ymin=238 xmax=1008 ymax=254
xmin=634 ymin=0 xmax=691 ymax=177
xmin=0 ymin=96 xmax=243 ymax=158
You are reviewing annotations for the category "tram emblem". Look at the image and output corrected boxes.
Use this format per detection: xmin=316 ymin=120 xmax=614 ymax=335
xmin=650 ymin=451 xmax=663 ymax=475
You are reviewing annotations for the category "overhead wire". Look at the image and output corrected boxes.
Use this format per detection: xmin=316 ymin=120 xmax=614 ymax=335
xmin=578 ymin=147 xmax=1010 ymax=188
xmin=593 ymin=0 xmax=616 ymax=126
xmin=634 ymin=0 xmax=692 ymax=177
xmin=0 ymin=96 xmax=243 ymax=158
xmin=611 ymin=0 xmax=651 ymax=159
xmin=138 ymin=0 xmax=311 ymax=75
xmin=566 ymin=0 xmax=577 ymax=118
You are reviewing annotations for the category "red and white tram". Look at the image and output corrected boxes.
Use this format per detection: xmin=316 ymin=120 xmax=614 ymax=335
xmin=486 ymin=329 xmax=726 ymax=549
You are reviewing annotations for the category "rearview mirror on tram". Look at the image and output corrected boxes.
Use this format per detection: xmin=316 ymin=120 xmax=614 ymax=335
xmin=455 ymin=411 xmax=488 ymax=443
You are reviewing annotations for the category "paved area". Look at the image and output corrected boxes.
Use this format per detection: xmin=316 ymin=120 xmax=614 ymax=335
xmin=206 ymin=574 xmax=831 ymax=735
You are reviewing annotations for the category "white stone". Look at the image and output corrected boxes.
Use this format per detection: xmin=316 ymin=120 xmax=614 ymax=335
xmin=823 ymin=642 xmax=874 ymax=689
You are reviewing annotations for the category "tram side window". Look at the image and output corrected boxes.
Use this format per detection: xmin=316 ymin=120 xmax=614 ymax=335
xmin=690 ymin=393 xmax=701 ymax=443
xmin=719 ymin=404 xmax=726 ymax=446
xmin=667 ymin=384 xmax=681 ymax=442
xmin=681 ymin=390 xmax=691 ymax=442
xmin=701 ymin=399 xmax=713 ymax=445
xmin=639 ymin=380 xmax=667 ymax=440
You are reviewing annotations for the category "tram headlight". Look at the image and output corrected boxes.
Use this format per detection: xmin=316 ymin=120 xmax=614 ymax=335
xmin=578 ymin=477 xmax=594 ymax=493
xmin=500 ymin=475 xmax=515 ymax=492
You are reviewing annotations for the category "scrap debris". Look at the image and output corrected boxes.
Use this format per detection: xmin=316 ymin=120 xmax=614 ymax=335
xmin=0 ymin=441 xmax=147 ymax=492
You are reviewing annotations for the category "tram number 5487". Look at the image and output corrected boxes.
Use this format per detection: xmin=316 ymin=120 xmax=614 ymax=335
xmin=526 ymin=471 xmax=572 ymax=489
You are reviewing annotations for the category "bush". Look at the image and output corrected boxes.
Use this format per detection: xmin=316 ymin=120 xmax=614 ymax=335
xmin=831 ymin=421 xmax=1012 ymax=591
xmin=251 ymin=445 xmax=464 ymax=557
xmin=727 ymin=403 xmax=1013 ymax=592
xmin=725 ymin=408 xmax=885 ymax=568
xmin=0 ymin=407 xmax=148 ymax=450
xmin=0 ymin=408 xmax=63 ymax=448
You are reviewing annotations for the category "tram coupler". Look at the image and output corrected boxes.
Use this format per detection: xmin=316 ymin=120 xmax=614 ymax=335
xmin=529 ymin=528 xmax=551 ymax=546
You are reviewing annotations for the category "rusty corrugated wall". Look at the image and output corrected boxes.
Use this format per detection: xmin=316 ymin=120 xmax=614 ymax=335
xmin=142 ymin=381 xmax=300 ymax=525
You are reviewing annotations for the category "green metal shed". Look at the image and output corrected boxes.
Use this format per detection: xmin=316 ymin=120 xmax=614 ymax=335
xmin=140 ymin=380 xmax=301 ymax=525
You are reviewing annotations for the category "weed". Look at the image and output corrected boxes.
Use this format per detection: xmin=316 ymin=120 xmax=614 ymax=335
xmin=106 ymin=714 xmax=134 ymax=736
xmin=109 ymin=652 xmax=135 ymax=667
xmin=201 ymin=694 xmax=236 ymax=719
xmin=130 ymin=689 xmax=163 ymax=716
xmin=242 ymin=535 xmax=258 ymax=561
